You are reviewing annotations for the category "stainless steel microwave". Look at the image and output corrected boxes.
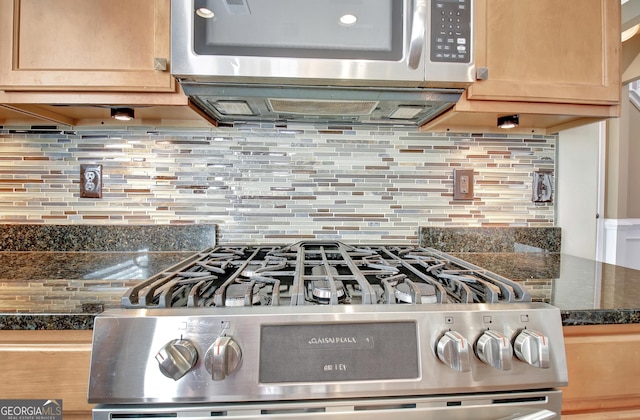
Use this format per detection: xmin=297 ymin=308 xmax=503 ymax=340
xmin=170 ymin=0 xmax=474 ymax=125
xmin=171 ymin=0 xmax=474 ymax=87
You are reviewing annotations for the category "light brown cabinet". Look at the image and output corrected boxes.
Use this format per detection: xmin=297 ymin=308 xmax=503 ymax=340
xmin=470 ymin=0 xmax=619 ymax=105
xmin=423 ymin=0 xmax=621 ymax=134
xmin=0 ymin=0 xmax=212 ymax=126
xmin=0 ymin=0 xmax=173 ymax=92
xmin=0 ymin=330 xmax=94 ymax=420
xmin=561 ymin=324 xmax=640 ymax=418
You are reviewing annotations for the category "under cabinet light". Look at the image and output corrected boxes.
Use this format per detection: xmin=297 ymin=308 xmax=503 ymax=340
xmin=497 ymin=114 xmax=519 ymax=129
xmin=111 ymin=108 xmax=135 ymax=121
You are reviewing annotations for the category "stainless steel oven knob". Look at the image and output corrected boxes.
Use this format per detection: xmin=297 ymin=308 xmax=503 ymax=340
xmin=155 ymin=339 xmax=198 ymax=381
xmin=205 ymin=336 xmax=242 ymax=381
xmin=475 ymin=330 xmax=513 ymax=370
xmin=514 ymin=329 xmax=550 ymax=368
xmin=436 ymin=331 xmax=471 ymax=372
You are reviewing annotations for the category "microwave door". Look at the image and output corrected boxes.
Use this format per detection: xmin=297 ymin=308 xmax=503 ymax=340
xmin=173 ymin=0 xmax=427 ymax=85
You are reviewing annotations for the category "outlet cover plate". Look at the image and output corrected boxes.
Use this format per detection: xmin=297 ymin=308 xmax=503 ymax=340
xmin=453 ymin=169 xmax=474 ymax=200
xmin=80 ymin=164 xmax=102 ymax=198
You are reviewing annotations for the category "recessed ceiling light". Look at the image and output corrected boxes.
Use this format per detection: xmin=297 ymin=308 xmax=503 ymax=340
xmin=339 ymin=14 xmax=357 ymax=25
xmin=196 ymin=7 xmax=215 ymax=19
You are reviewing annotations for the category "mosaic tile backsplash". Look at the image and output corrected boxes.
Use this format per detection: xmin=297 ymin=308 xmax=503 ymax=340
xmin=0 ymin=124 xmax=556 ymax=244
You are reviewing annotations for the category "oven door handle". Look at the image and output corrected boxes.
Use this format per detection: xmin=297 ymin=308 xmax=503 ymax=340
xmin=500 ymin=409 xmax=557 ymax=420
xmin=407 ymin=0 xmax=427 ymax=69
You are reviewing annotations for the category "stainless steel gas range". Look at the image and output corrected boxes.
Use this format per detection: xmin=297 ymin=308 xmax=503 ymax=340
xmin=88 ymin=241 xmax=568 ymax=420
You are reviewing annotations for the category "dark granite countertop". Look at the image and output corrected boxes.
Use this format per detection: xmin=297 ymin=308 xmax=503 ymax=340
xmin=0 ymin=251 xmax=195 ymax=329
xmin=0 ymin=224 xmax=218 ymax=330
xmin=1 ymin=250 xmax=639 ymax=329
xmin=451 ymin=253 xmax=640 ymax=326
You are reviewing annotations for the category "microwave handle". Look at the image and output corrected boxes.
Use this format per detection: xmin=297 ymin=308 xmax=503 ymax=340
xmin=408 ymin=0 xmax=427 ymax=69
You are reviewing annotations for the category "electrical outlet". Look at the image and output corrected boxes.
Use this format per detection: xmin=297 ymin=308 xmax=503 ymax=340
xmin=80 ymin=164 xmax=102 ymax=198
xmin=460 ymin=175 xmax=470 ymax=193
xmin=453 ymin=169 xmax=474 ymax=200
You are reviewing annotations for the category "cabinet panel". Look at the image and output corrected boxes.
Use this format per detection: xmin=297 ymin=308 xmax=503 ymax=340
xmin=470 ymin=0 xmax=620 ymax=105
xmin=0 ymin=0 xmax=174 ymax=92
xmin=562 ymin=324 xmax=640 ymax=415
xmin=421 ymin=93 xmax=619 ymax=134
xmin=0 ymin=330 xmax=93 ymax=417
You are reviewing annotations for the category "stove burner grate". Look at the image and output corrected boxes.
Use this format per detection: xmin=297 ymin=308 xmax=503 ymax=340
xmin=121 ymin=241 xmax=531 ymax=309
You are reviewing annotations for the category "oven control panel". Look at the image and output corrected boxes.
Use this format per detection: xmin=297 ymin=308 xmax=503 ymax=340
xmin=88 ymin=303 xmax=568 ymax=404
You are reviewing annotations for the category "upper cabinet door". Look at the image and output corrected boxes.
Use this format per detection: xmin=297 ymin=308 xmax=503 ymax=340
xmin=469 ymin=0 xmax=620 ymax=105
xmin=0 ymin=0 xmax=174 ymax=92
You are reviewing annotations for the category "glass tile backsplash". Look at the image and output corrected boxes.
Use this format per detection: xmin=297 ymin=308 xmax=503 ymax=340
xmin=0 ymin=123 xmax=556 ymax=244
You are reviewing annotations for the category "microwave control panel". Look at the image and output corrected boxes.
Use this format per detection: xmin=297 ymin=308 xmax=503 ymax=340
xmin=431 ymin=0 xmax=472 ymax=63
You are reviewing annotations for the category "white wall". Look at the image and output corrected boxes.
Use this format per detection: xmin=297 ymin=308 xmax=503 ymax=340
xmin=603 ymin=219 xmax=640 ymax=269
xmin=557 ymin=122 xmax=604 ymax=259
xmin=602 ymin=86 xmax=640 ymax=269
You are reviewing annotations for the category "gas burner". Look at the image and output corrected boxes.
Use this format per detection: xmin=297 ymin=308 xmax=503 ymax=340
xmin=310 ymin=280 xmax=347 ymax=304
xmin=307 ymin=264 xmax=348 ymax=304
xmin=224 ymin=283 xmax=262 ymax=307
xmin=395 ymin=282 xmax=437 ymax=304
